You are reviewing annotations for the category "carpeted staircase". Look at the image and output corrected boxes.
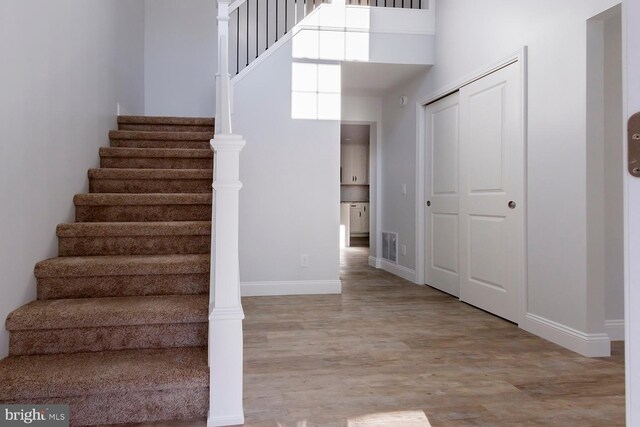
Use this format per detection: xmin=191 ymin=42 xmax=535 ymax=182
xmin=0 ymin=116 xmax=215 ymax=426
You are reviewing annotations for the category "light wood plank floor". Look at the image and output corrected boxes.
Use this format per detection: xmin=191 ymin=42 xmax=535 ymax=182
xmin=240 ymin=247 xmax=625 ymax=426
xmin=125 ymin=246 xmax=624 ymax=427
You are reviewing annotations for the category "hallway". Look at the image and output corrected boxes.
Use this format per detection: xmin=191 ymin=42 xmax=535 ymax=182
xmin=241 ymin=247 xmax=625 ymax=426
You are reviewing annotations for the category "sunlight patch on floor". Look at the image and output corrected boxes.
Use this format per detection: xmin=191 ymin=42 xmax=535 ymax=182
xmin=348 ymin=410 xmax=432 ymax=426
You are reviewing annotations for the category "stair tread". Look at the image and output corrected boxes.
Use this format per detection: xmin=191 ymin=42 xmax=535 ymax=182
xmin=74 ymin=193 xmax=212 ymax=206
xmin=6 ymin=294 xmax=208 ymax=331
xmin=88 ymin=168 xmax=212 ymax=179
xmin=0 ymin=346 xmax=207 ymax=400
xmin=109 ymin=130 xmax=213 ymax=141
xmin=99 ymin=147 xmax=213 ymax=158
xmin=118 ymin=115 xmax=215 ymax=126
xmin=57 ymin=221 xmax=211 ymax=237
xmin=35 ymin=254 xmax=210 ymax=278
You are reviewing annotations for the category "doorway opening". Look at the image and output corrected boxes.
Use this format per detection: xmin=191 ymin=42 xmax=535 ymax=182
xmin=340 ymin=123 xmax=373 ymax=254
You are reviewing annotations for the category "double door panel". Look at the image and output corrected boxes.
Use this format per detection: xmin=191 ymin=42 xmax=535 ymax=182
xmin=425 ymin=62 xmax=523 ymax=323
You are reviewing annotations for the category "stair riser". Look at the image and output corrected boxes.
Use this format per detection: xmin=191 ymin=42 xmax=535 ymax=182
xmin=37 ymin=273 xmax=209 ymax=300
xmin=89 ymin=178 xmax=212 ymax=193
xmin=101 ymin=157 xmax=212 ymax=169
xmin=1 ymin=387 xmax=208 ymax=426
xmin=58 ymin=235 xmax=211 ymax=256
xmin=9 ymin=323 xmax=207 ymax=356
xmin=118 ymin=123 xmax=214 ymax=132
xmin=75 ymin=205 xmax=212 ymax=222
xmin=110 ymin=139 xmax=211 ymax=149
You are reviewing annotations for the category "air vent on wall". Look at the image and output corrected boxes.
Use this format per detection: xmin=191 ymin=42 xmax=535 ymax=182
xmin=382 ymin=232 xmax=398 ymax=263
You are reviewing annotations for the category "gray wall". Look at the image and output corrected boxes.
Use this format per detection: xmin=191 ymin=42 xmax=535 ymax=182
xmin=233 ymin=42 xmax=341 ymax=288
xmin=144 ymin=0 xmax=217 ymax=117
xmin=380 ymin=0 xmax=620 ymax=335
xmin=0 ymin=0 xmax=145 ymax=356
xmin=603 ymin=10 xmax=624 ymax=328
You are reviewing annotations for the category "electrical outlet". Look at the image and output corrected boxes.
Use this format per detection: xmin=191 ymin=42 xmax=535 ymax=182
xmin=301 ymin=254 xmax=310 ymax=268
xmin=401 ymin=244 xmax=407 ymax=256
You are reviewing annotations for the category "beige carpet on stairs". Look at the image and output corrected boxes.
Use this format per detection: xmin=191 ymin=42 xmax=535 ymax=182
xmin=0 ymin=116 xmax=215 ymax=426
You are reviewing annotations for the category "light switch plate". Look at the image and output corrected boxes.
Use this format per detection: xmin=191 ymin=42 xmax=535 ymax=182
xmin=401 ymin=184 xmax=407 ymax=195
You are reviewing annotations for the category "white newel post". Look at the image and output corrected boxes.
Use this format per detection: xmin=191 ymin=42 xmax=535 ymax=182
xmin=208 ymin=0 xmax=246 ymax=426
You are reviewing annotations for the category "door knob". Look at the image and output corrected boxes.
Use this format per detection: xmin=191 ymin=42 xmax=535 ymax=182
xmin=508 ymin=201 xmax=516 ymax=209
xmin=426 ymin=201 xmax=431 ymax=207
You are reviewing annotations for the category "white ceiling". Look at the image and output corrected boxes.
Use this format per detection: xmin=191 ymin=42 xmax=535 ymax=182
xmin=341 ymin=62 xmax=430 ymax=96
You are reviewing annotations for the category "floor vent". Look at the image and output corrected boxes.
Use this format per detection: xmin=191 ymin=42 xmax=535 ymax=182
xmin=382 ymin=232 xmax=398 ymax=263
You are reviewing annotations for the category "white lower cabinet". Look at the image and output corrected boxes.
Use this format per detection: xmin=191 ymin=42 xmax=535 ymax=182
xmin=349 ymin=203 xmax=369 ymax=234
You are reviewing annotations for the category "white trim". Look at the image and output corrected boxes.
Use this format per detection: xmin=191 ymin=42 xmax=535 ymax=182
xmin=241 ymin=280 xmax=342 ymax=296
xmin=209 ymin=306 xmax=245 ymax=321
xmin=606 ymin=319 xmax=625 ymax=341
xmin=519 ymin=47 xmax=530 ymax=325
xmin=622 ymin=0 xmax=637 ymax=423
xmin=417 ymin=49 xmax=525 ymax=107
xmin=415 ymin=99 xmax=426 ymax=285
xmin=295 ymin=23 xmax=435 ymax=37
xmin=368 ymin=256 xmax=381 ymax=268
xmin=521 ymin=313 xmax=611 ymax=357
xmin=378 ymin=259 xmax=417 ymax=283
xmin=207 ymin=413 xmax=245 ymax=427
xmin=228 ymin=0 xmax=245 ymax=14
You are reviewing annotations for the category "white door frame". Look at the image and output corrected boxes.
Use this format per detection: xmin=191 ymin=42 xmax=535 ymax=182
xmin=341 ymin=119 xmax=381 ymax=262
xmin=623 ymin=0 xmax=638 ymax=424
xmin=415 ymin=47 xmax=528 ymax=323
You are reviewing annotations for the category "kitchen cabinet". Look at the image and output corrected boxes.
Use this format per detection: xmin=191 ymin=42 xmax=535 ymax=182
xmin=341 ymin=144 xmax=369 ymax=185
xmin=349 ymin=202 xmax=369 ymax=234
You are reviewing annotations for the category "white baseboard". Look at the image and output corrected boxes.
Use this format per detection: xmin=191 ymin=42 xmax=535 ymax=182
xmin=605 ymin=319 xmax=625 ymax=341
xmin=208 ymin=414 xmax=245 ymax=427
xmin=521 ymin=313 xmax=611 ymax=357
xmin=376 ymin=259 xmax=417 ymax=283
xmin=368 ymin=256 xmax=381 ymax=268
xmin=241 ymin=280 xmax=342 ymax=297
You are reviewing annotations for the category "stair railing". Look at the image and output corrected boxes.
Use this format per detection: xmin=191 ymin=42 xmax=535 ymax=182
xmin=208 ymin=0 xmax=246 ymax=426
xmin=209 ymin=0 xmax=432 ymax=423
xmin=229 ymin=0 xmax=430 ymax=75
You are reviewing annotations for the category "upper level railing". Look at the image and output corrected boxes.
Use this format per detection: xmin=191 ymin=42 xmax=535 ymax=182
xmin=229 ymin=0 xmax=431 ymax=75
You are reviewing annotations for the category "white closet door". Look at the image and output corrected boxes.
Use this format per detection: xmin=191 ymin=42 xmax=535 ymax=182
xmin=458 ymin=62 xmax=524 ymax=323
xmin=425 ymin=92 xmax=461 ymax=296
